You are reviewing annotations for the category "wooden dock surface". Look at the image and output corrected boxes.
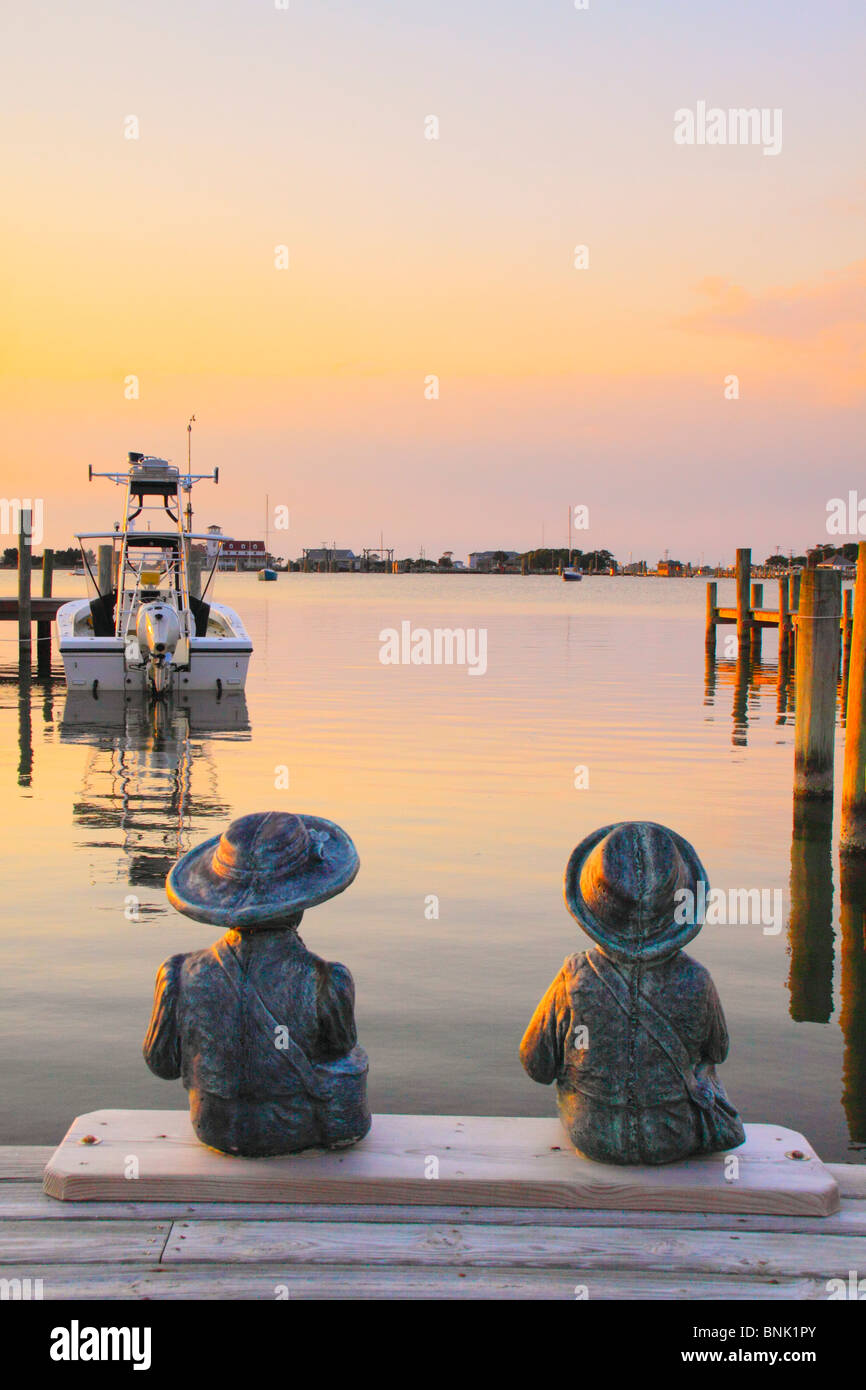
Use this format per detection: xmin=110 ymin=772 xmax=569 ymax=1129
xmin=0 ymin=597 xmax=70 ymax=622
xmin=3 ymin=1144 xmax=865 ymax=1300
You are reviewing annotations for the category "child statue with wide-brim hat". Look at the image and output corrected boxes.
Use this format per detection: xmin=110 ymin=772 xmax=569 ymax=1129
xmin=520 ymin=821 xmax=745 ymax=1166
xmin=143 ymin=811 xmax=371 ymax=1157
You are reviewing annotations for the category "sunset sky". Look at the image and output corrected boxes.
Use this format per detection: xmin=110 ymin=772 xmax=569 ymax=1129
xmin=2 ymin=1 xmax=864 ymax=562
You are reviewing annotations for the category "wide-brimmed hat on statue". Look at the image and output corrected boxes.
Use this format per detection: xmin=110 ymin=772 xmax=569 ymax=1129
xmin=166 ymin=811 xmax=360 ymax=928
xmin=564 ymin=821 xmax=708 ymax=963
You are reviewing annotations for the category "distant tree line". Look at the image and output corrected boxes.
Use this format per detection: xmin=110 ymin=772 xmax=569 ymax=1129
xmin=522 ymin=548 xmax=616 ymax=572
xmin=2 ymin=546 xmax=93 ymax=568
xmin=763 ymin=543 xmax=859 ymax=568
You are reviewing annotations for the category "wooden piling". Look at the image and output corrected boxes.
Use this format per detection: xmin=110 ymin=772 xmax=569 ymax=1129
xmin=778 ymin=577 xmax=791 ymax=659
xmin=736 ymin=548 xmax=751 ymax=650
xmin=794 ymin=568 xmax=841 ymax=800
xmin=37 ymin=547 xmax=53 ymax=676
xmin=842 ymin=586 xmax=854 ymax=699
xmin=18 ymin=509 xmax=32 ymax=670
xmin=705 ymin=581 xmax=717 ymax=655
xmin=841 ymin=544 xmax=866 ymax=852
xmin=788 ymin=571 xmax=801 ymax=664
xmin=788 ymin=572 xmax=801 ymax=662
xmin=750 ymin=582 xmax=763 ymax=661
xmin=98 ymin=544 xmax=113 ymax=596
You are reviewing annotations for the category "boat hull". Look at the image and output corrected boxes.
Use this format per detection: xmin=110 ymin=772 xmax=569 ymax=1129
xmin=58 ymin=599 xmax=253 ymax=693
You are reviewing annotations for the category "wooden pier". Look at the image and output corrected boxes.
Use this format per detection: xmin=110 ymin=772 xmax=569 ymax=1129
xmin=6 ymin=514 xmax=69 ymax=675
xmin=0 ymin=597 xmax=68 ymax=623
xmin=2 ymin=1154 xmax=865 ymax=1300
xmin=705 ymin=547 xmax=866 ymax=839
xmin=705 ymin=549 xmax=849 ymax=658
xmin=2 ymin=1114 xmax=865 ymax=1300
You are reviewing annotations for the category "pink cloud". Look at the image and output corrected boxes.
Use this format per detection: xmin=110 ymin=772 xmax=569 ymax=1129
xmin=678 ymin=261 xmax=866 ymax=345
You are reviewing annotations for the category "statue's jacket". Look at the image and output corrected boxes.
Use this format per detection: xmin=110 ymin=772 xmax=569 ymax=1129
xmin=520 ymin=946 xmax=744 ymax=1165
xmin=143 ymin=928 xmax=371 ymax=1156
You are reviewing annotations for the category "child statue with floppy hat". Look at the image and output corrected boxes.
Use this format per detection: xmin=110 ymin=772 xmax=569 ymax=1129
xmin=143 ymin=811 xmax=371 ymax=1157
xmin=520 ymin=822 xmax=745 ymax=1166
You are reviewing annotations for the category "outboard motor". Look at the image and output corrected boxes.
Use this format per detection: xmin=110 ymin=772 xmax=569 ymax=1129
xmin=136 ymin=601 xmax=182 ymax=696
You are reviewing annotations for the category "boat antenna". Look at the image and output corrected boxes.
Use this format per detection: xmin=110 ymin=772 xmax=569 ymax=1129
xmin=185 ymin=415 xmax=196 ymax=533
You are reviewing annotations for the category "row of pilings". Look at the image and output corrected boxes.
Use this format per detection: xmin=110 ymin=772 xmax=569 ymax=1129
xmin=707 ymin=544 xmax=866 ymax=855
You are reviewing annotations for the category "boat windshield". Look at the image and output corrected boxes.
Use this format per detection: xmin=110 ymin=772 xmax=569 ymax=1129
xmin=75 ymin=531 xmax=222 ymax=637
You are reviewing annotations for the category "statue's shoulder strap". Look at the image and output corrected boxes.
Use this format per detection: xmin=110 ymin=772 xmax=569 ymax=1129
xmin=585 ymin=951 xmax=711 ymax=1110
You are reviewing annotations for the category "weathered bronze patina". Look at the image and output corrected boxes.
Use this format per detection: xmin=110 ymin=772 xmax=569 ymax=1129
xmin=520 ymin=821 xmax=745 ymax=1165
xmin=143 ymin=811 xmax=371 ymax=1157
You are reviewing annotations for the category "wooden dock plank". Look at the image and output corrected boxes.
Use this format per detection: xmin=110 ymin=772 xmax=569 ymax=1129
xmin=0 ymin=1220 xmax=170 ymax=1264
xmin=0 ymin=597 xmax=70 ymax=622
xmin=42 ymin=1112 xmax=840 ymax=1216
xmin=6 ymin=1182 xmax=866 ymax=1234
xmin=827 ymin=1164 xmax=866 ymax=1198
xmin=0 ymin=1148 xmax=54 ymax=1180
xmin=0 ymin=1264 xmax=831 ymax=1300
xmin=715 ymin=606 xmax=848 ymax=630
xmin=163 ymin=1219 xmax=866 ymax=1278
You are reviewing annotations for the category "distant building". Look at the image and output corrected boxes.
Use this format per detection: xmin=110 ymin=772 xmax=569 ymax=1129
xmin=469 ymin=550 xmax=520 ymax=572
xmin=301 ymin=548 xmax=357 ymax=572
xmin=818 ymin=550 xmax=854 ymax=571
xmin=206 ymin=525 xmax=267 ymax=570
xmin=656 ymin=559 xmax=684 ymax=577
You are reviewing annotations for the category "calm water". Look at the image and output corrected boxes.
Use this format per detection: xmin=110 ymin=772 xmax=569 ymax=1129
xmin=1 ymin=572 xmax=864 ymax=1160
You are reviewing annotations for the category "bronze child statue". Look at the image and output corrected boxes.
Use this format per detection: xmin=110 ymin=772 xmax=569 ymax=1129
xmin=143 ymin=811 xmax=371 ymax=1157
xmin=520 ymin=821 xmax=745 ymax=1166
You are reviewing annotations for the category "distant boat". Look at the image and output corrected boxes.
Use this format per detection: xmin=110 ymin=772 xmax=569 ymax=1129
xmin=563 ymin=504 xmax=582 ymax=581
xmin=258 ymin=493 xmax=278 ymax=581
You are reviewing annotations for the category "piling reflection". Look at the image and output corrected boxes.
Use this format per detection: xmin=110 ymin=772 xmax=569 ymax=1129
xmin=839 ymin=858 xmax=866 ymax=1148
xmin=787 ymin=799 xmax=835 ymax=1024
xmin=2 ymin=666 xmax=60 ymax=790
xmin=776 ymin=652 xmax=792 ymax=727
xmin=60 ymin=691 xmax=250 ymax=893
xmin=703 ymin=648 xmax=717 ymax=710
xmin=17 ymin=671 xmax=33 ymax=788
xmin=703 ymin=648 xmax=797 ymax=745
xmin=731 ymin=648 xmax=751 ymax=746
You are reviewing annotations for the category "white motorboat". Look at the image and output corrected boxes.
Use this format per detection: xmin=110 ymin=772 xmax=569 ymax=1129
xmin=58 ymin=452 xmax=253 ymax=697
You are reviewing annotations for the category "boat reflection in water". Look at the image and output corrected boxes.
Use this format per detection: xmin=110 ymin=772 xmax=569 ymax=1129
xmin=60 ymin=689 xmax=249 ymax=899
